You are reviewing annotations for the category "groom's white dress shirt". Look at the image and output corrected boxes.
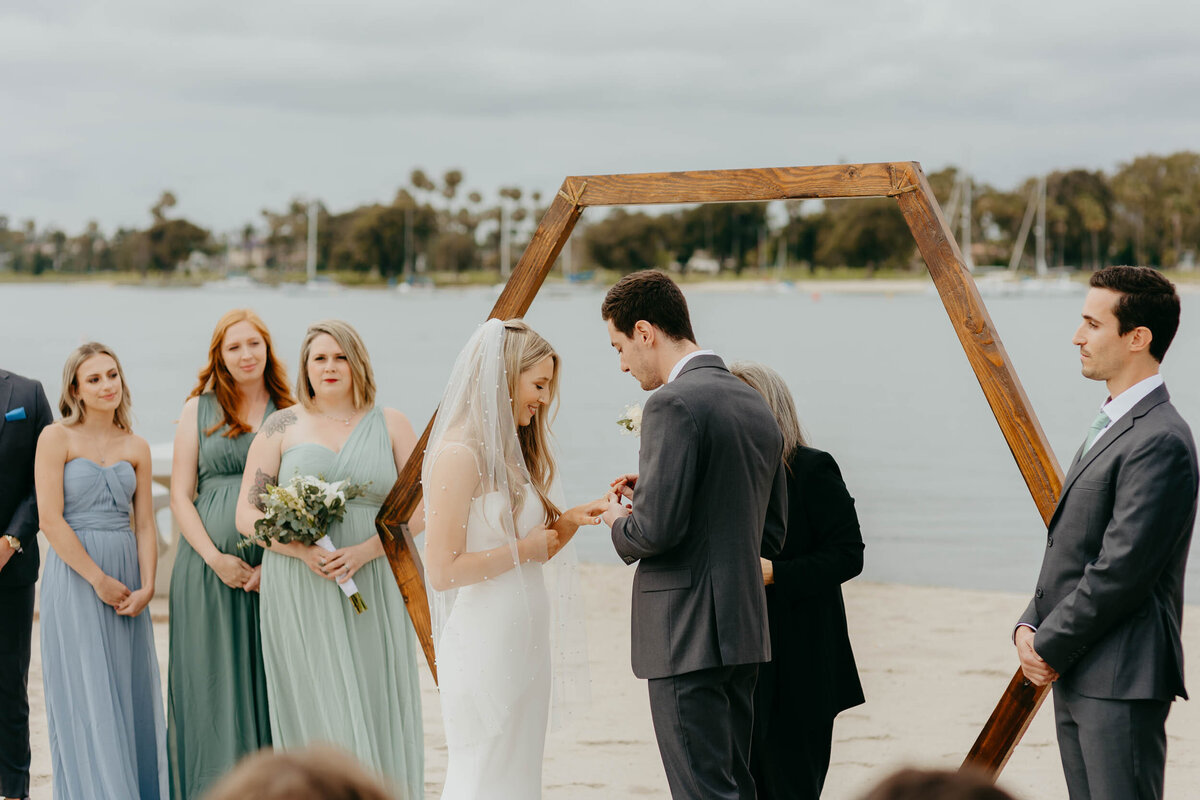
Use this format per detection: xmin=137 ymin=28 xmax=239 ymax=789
xmin=667 ymin=349 xmax=715 ymax=384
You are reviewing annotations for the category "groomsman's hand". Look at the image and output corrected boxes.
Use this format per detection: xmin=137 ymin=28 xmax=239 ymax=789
xmin=610 ymin=473 xmax=638 ymax=501
xmin=760 ymin=558 xmax=774 ymax=586
xmin=601 ymin=492 xmax=631 ymax=527
xmin=1015 ymin=626 xmax=1058 ymax=686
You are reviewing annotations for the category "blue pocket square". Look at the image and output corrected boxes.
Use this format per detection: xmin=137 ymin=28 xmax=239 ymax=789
xmin=5 ymin=407 xmax=27 ymax=422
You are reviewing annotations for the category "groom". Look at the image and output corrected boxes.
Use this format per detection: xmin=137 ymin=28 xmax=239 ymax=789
xmin=600 ymin=270 xmax=788 ymax=800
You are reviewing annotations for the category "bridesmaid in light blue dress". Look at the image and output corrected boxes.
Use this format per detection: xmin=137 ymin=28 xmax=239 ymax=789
xmin=35 ymin=343 xmax=166 ymax=800
xmin=237 ymin=320 xmax=423 ymax=797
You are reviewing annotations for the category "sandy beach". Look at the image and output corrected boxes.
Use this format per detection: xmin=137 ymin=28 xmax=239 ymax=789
xmin=25 ymin=563 xmax=1200 ymax=799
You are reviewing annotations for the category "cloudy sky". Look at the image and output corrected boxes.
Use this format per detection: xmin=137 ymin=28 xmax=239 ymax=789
xmin=3 ymin=0 xmax=1198 ymax=234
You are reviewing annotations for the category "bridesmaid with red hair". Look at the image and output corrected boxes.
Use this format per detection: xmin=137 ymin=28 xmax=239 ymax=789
xmin=167 ymin=309 xmax=295 ymax=800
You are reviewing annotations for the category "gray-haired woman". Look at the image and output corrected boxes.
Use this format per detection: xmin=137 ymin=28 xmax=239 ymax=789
xmin=731 ymin=361 xmax=866 ymax=800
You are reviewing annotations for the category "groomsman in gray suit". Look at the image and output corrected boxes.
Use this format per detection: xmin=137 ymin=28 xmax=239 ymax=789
xmin=1016 ymin=266 xmax=1198 ymax=800
xmin=0 ymin=369 xmax=53 ymax=800
xmin=600 ymin=270 xmax=788 ymax=800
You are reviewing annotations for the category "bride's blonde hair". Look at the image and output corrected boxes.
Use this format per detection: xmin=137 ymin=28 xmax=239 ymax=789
xmin=502 ymin=320 xmax=561 ymax=522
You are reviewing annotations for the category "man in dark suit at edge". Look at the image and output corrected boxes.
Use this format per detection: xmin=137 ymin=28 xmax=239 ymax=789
xmin=1016 ymin=266 xmax=1198 ymax=800
xmin=599 ymin=269 xmax=788 ymax=800
xmin=0 ymin=370 xmax=54 ymax=800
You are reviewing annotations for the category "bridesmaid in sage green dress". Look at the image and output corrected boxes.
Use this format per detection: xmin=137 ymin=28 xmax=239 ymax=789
xmin=167 ymin=310 xmax=295 ymax=800
xmin=237 ymin=320 xmax=424 ymax=798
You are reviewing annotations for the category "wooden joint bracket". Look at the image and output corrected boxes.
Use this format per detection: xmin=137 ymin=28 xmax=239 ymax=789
xmin=558 ymin=180 xmax=588 ymax=207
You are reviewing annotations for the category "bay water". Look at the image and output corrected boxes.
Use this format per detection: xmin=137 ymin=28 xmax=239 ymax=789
xmin=3 ymin=280 xmax=1198 ymax=598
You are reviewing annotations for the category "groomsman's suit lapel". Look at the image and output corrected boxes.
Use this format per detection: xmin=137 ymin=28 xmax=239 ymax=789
xmin=1052 ymin=385 xmax=1172 ymax=528
xmin=0 ymin=371 xmax=13 ymax=439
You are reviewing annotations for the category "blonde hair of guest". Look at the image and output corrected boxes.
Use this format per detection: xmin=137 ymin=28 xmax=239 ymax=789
xmin=296 ymin=319 xmax=377 ymax=411
xmin=58 ymin=341 xmax=134 ymax=431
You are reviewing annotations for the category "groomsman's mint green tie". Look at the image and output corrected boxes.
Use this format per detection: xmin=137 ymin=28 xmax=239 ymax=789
xmin=1083 ymin=410 xmax=1111 ymax=454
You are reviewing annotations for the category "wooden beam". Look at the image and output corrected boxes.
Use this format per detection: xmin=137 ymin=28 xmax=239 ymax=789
xmin=376 ymin=186 xmax=585 ymax=684
xmin=566 ymin=163 xmax=905 ymax=207
xmin=893 ymin=162 xmax=1064 ymax=777
xmin=378 ymin=161 xmax=1063 ymax=776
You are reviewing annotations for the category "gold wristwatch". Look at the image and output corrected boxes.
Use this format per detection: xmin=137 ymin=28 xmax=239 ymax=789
xmin=2 ymin=535 xmax=22 ymax=553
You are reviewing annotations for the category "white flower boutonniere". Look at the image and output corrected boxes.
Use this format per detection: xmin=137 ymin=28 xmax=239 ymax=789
xmin=616 ymin=403 xmax=643 ymax=436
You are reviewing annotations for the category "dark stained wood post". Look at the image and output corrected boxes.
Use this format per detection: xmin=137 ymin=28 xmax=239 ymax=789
xmin=376 ymin=187 xmax=585 ymax=684
xmin=376 ymin=162 xmax=1062 ymax=775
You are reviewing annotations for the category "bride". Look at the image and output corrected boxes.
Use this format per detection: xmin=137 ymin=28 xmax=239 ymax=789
xmin=423 ymin=319 xmax=606 ymax=799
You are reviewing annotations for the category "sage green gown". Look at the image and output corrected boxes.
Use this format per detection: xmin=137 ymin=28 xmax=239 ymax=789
xmin=167 ymin=394 xmax=274 ymax=800
xmin=260 ymin=408 xmax=424 ymax=797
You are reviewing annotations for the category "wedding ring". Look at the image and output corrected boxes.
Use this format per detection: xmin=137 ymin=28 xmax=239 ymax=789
xmin=319 ymin=558 xmax=326 ymax=567
xmin=593 ymin=516 xmax=601 ymax=524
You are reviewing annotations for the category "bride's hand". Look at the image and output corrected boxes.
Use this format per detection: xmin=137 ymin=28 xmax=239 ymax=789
xmin=519 ymin=527 xmax=561 ymax=564
xmin=564 ymin=497 xmax=611 ymax=528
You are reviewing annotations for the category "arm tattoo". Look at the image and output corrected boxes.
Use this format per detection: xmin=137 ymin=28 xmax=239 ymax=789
xmin=261 ymin=409 xmax=298 ymax=437
xmin=248 ymin=468 xmax=277 ymax=511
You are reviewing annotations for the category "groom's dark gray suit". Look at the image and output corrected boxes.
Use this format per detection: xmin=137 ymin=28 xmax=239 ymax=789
xmin=1019 ymin=383 xmax=1197 ymax=800
xmin=612 ymin=354 xmax=787 ymax=800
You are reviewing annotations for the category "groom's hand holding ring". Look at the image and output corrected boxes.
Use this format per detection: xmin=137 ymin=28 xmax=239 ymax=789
xmin=601 ymin=492 xmax=631 ymax=527
xmin=610 ymin=473 xmax=638 ymax=501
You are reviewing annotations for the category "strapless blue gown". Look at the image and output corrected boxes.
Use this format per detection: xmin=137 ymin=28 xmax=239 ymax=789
xmin=40 ymin=458 xmax=167 ymax=800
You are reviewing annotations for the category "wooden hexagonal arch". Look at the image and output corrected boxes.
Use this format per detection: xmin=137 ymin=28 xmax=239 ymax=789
xmin=374 ymin=161 xmax=1064 ymax=779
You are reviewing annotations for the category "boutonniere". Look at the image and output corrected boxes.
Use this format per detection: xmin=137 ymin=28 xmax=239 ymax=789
xmin=4 ymin=407 xmax=27 ymax=422
xmin=616 ymin=403 xmax=643 ymax=436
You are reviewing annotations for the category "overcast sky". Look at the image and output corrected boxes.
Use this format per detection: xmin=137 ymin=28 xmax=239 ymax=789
xmin=3 ymin=1 xmax=1198 ymax=234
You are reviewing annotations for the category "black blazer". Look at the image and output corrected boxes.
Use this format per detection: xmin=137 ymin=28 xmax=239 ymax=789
xmin=612 ymin=355 xmax=788 ymax=680
xmin=0 ymin=370 xmax=54 ymax=586
xmin=759 ymin=446 xmax=865 ymax=725
xmin=1020 ymin=384 xmax=1198 ymax=701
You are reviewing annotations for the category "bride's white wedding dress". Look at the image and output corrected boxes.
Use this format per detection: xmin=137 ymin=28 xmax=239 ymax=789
xmin=437 ymin=483 xmax=551 ymax=799
xmin=424 ymin=319 xmax=589 ymax=799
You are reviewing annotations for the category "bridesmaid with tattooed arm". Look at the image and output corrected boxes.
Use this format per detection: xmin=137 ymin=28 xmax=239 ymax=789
xmin=236 ymin=320 xmax=425 ymax=796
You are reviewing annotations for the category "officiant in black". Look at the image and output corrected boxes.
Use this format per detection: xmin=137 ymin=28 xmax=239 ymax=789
xmin=731 ymin=362 xmax=866 ymax=800
xmin=0 ymin=368 xmax=54 ymax=800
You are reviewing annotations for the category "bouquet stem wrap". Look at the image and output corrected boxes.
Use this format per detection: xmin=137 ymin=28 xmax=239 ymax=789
xmin=315 ymin=535 xmax=367 ymax=614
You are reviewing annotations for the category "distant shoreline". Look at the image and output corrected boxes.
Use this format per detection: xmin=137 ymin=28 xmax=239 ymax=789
xmin=3 ymin=269 xmax=1198 ymax=295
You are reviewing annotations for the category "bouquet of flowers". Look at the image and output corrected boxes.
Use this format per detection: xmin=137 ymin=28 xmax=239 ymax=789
xmin=244 ymin=474 xmax=371 ymax=613
xmin=616 ymin=403 xmax=643 ymax=436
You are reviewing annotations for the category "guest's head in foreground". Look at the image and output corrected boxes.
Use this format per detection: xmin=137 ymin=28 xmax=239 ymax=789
xmin=59 ymin=341 xmax=133 ymax=430
xmin=858 ymin=767 xmax=1020 ymax=800
xmin=1074 ymin=266 xmax=1180 ymax=395
xmin=296 ymin=319 xmax=376 ymax=411
xmin=202 ymin=746 xmax=395 ymax=800
xmin=602 ymin=269 xmax=697 ymax=390
xmin=729 ymin=361 xmax=808 ymax=460
xmin=189 ymin=308 xmax=295 ymax=436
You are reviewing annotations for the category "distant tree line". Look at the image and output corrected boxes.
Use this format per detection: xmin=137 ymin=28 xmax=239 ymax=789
xmin=2 ymin=152 xmax=1198 ymax=277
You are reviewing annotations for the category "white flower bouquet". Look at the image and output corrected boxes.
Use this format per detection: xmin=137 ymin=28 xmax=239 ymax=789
xmin=245 ymin=474 xmax=371 ymax=613
xmin=616 ymin=403 xmax=643 ymax=436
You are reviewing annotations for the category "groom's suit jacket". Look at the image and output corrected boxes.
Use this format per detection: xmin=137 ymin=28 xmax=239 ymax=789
xmin=612 ymin=355 xmax=788 ymax=680
xmin=0 ymin=369 xmax=54 ymax=587
xmin=1019 ymin=384 xmax=1198 ymax=701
